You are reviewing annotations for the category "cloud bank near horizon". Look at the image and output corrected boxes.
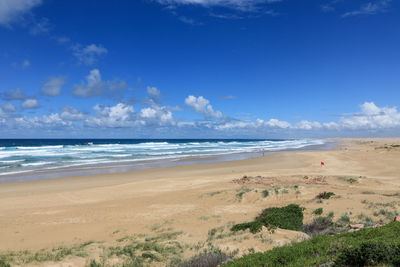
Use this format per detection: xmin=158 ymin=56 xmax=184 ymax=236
xmin=1 ymin=76 xmax=399 ymax=137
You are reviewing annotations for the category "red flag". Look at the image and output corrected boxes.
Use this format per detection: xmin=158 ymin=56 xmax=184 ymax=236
xmin=321 ymin=161 xmax=325 ymax=166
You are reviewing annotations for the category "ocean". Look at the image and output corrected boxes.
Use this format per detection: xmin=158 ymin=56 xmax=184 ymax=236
xmin=0 ymin=139 xmax=329 ymax=182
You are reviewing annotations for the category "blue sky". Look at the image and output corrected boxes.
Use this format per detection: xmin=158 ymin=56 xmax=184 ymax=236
xmin=0 ymin=0 xmax=399 ymax=138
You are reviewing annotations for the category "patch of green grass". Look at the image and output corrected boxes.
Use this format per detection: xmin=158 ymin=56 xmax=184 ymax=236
xmin=224 ymin=222 xmax=400 ymax=267
xmin=312 ymin=208 xmax=323 ymax=215
xmin=231 ymin=204 xmax=304 ymax=233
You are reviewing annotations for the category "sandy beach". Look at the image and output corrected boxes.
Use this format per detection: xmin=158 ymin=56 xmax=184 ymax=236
xmin=1 ymin=138 xmax=400 ymax=266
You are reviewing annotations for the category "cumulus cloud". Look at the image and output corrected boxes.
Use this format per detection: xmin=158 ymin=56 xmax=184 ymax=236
xmin=215 ymin=102 xmax=400 ymax=133
xmin=140 ymin=106 xmax=175 ymax=126
xmin=2 ymin=88 xmax=26 ymax=100
xmin=0 ymin=0 xmax=42 ymax=26
xmin=72 ymin=44 xmax=108 ymax=65
xmin=87 ymin=103 xmax=136 ymax=128
xmin=73 ymin=69 xmax=128 ymax=97
xmin=60 ymin=106 xmax=85 ymax=121
xmin=2 ymin=102 xmax=16 ymax=112
xmin=21 ymin=98 xmax=38 ymax=109
xmin=342 ymin=0 xmax=391 ymax=17
xmin=338 ymin=102 xmax=400 ymax=129
xmin=185 ymin=95 xmax=223 ymax=118
xmin=147 ymin=86 xmax=161 ymax=103
xmin=41 ymin=76 xmax=66 ymax=96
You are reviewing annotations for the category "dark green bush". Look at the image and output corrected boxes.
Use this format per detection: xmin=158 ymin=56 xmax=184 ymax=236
xmin=224 ymin=222 xmax=400 ymax=267
xmin=335 ymin=242 xmax=400 ymax=266
xmin=258 ymin=204 xmax=303 ymax=231
xmin=231 ymin=221 xmax=263 ymax=234
xmin=231 ymin=204 xmax=304 ymax=233
xmin=0 ymin=259 xmax=10 ymax=267
xmin=316 ymin=192 xmax=335 ymax=200
xmin=88 ymin=259 xmax=101 ymax=267
xmin=313 ymin=207 xmax=323 ymax=215
xmin=262 ymin=189 xmax=269 ymax=197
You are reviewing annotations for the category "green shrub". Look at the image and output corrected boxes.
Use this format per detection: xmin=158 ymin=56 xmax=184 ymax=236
xmin=258 ymin=204 xmax=303 ymax=231
xmin=231 ymin=204 xmax=304 ymax=233
xmin=316 ymin=192 xmax=335 ymax=199
xmin=262 ymin=190 xmax=269 ymax=198
xmin=224 ymin=222 xmax=400 ymax=267
xmin=87 ymin=259 xmax=101 ymax=267
xmin=335 ymin=242 xmax=400 ymax=266
xmin=313 ymin=208 xmax=323 ymax=215
xmin=0 ymin=259 xmax=10 ymax=267
xmin=231 ymin=221 xmax=263 ymax=234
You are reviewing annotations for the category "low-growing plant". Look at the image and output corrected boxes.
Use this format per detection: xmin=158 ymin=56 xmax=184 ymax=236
xmin=338 ymin=177 xmax=358 ymax=184
xmin=179 ymin=252 xmax=231 ymax=267
xmin=313 ymin=208 xmax=323 ymax=215
xmin=0 ymin=259 xmax=10 ymax=267
xmin=337 ymin=213 xmax=351 ymax=225
xmin=231 ymin=222 xmax=263 ymax=234
xmin=262 ymin=189 xmax=269 ymax=197
xmin=335 ymin=241 xmax=400 ymax=266
xmin=302 ymin=216 xmax=335 ymax=237
xmin=225 ymin=222 xmax=400 ymax=267
xmin=316 ymin=192 xmax=335 ymax=200
xmin=231 ymin=204 xmax=304 ymax=233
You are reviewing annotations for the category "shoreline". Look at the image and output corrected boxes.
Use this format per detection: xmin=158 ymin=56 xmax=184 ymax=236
xmin=1 ymin=138 xmax=400 ymax=266
xmin=0 ymin=139 xmax=335 ymax=184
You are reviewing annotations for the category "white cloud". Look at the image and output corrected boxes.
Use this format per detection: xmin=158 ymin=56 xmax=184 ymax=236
xmin=41 ymin=76 xmax=66 ymax=96
xmin=3 ymin=88 xmax=26 ymax=100
xmin=21 ymin=98 xmax=38 ymax=109
xmin=0 ymin=0 xmax=42 ymax=26
xmin=60 ymin=106 xmax=85 ymax=121
xmin=2 ymin=102 xmax=16 ymax=112
xmin=260 ymin=118 xmax=291 ymax=128
xmin=147 ymin=86 xmax=161 ymax=102
xmin=342 ymin=0 xmax=391 ymax=17
xmin=87 ymin=103 xmax=136 ymax=128
xmin=185 ymin=95 xmax=223 ymax=118
xmin=294 ymin=120 xmax=322 ymax=130
xmin=339 ymin=102 xmax=400 ymax=129
xmin=140 ymin=106 xmax=175 ymax=126
xmin=215 ymin=102 xmax=400 ymax=133
xmin=72 ymin=44 xmax=108 ymax=65
xmin=73 ymin=69 xmax=128 ymax=97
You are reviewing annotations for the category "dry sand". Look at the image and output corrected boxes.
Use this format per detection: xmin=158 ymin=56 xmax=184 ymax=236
xmin=1 ymin=138 xmax=400 ymax=266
